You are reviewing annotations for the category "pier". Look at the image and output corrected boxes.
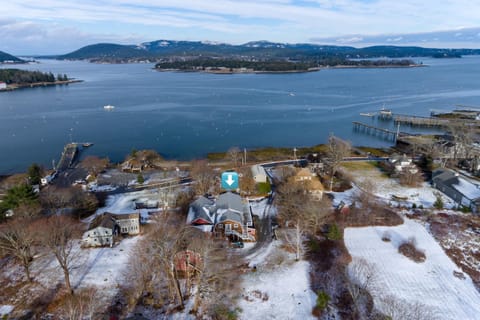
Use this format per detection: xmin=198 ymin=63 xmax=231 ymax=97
xmin=393 ymin=115 xmax=450 ymax=127
xmin=56 ymin=143 xmax=78 ymax=172
xmin=352 ymin=121 xmax=399 ymax=142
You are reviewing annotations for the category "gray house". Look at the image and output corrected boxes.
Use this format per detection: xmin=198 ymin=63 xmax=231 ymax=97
xmin=187 ymin=192 xmax=256 ymax=242
xmin=82 ymin=212 xmax=141 ymax=248
xmin=432 ymin=168 xmax=480 ymax=212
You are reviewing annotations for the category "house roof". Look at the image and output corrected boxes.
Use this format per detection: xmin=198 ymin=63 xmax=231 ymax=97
xmin=112 ymin=212 xmax=140 ymax=220
xmin=216 ymin=192 xmax=245 ymax=213
xmin=217 ymin=208 xmax=243 ymax=224
xmin=433 ymin=168 xmax=480 ymax=200
xmin=89 ymin=213 xmax=115 ymax=230
xmin=187 ymin=196 xmax=215 ymax=225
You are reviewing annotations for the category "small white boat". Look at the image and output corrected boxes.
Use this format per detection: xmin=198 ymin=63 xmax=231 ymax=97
xmin=104 ymin=105 xmax=115 ymax=110
xmin=360 ymin=112 xmax=375 ymax=117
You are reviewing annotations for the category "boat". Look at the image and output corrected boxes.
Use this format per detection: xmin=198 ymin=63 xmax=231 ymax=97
xmin=104 ymin=105 xmax=115 ymax=110
xmin=82 ymin=142 xmax=93 ymax=147
xmin=360 ymin=112 xmax=376 ymax=117
xmin=379 ymin=105 xmax=392 ymax=118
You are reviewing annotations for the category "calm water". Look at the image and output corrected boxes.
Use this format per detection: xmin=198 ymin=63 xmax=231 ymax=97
xmin=1 ymin=57 xmax=480 ymax=174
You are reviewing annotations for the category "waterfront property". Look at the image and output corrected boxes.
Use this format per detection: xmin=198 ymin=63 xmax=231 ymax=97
xmin=187 ymin=192 xmax=256 ymax=242
xmin=0 ymin=81 xmax=6 ymax=90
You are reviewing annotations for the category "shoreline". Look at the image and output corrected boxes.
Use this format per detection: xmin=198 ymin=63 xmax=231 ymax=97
xmin=0 ymin=79 xmax=82 ymax=92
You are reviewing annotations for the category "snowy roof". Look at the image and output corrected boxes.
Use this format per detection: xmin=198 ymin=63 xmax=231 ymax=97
xmin=433 ymin=168 xmax=480 ymax=200
xmin=453 ymin=178 xmax=480 ymax=200
xmin=187 ymin=196 xmax=215 ymax=224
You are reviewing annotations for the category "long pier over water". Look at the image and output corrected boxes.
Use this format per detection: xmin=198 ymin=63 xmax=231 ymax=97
xmin=352 ymin=121 xmax=399 ymax=142
xmin=56 ymin=143 xmax=78 ymax=171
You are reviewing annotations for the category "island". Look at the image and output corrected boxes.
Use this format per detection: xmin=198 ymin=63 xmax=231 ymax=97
xmin=0 ymin=69 xmax=80 ymax=91
xmin=154 ymin=58 xmax=419 ymax=73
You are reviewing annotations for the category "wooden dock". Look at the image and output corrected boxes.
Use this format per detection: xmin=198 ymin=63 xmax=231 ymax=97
xmin=393 ymin=115 xmax=450 ymax=127
xmin=352 ymin=121 xmax=398 ymax=142
xmin=56 ymin=143 xmax=79 ymax=172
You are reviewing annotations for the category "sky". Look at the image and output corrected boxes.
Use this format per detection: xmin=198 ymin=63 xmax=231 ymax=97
xmin=1 ymin=0 xmax=480 ymax=55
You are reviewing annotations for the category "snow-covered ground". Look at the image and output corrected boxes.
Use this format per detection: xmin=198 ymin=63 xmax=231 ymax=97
xmin=239 ymin=242 xmax=317 ymax=320
xmin=341 ymin=164 xmax=456 ymax=209
xmin=31 ymin=237 xmax=140 ymax=299
xmin=344 ymin=218 xmax=480 ymax=319
xmin=0 ymin=305 xmax=14 ymax=317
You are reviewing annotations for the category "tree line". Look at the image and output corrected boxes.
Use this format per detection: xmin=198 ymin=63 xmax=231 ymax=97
xmin=0 ymin=69 xmax=69 ymax=85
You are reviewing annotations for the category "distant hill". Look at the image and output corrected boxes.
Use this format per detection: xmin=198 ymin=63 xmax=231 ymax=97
xmin=58 ymin=40 xmax=480 ymax=62
xmin=58 ymin=43 xmax=154 ymax=61
xmin=0 ymin=51 xmax=25 ymax=63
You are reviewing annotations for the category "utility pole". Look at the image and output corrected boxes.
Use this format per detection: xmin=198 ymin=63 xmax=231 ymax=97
xmin=293 ymin=147 xmax=297 ymax=160
xmin=244 ymin=148 xmax=247 ymax=166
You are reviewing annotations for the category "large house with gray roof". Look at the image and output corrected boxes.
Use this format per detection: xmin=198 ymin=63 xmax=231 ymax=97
xmin=432 ymin=168 xmax=480 ymax=213
xmin=187 ymin=192 xmax=256 ymax=242
xmin=82 ymin=212 xmax=141 ymax=247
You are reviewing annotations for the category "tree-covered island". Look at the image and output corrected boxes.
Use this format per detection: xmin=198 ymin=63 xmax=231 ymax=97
xmin=155 ymin=58 xmax=419 ymax=73
xmin=0 ymin=69 xmax=79 ymax=91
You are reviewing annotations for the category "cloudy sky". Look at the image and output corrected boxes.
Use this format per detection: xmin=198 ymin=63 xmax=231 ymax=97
xmin=2 ymin=0 xmax=480 ymax=55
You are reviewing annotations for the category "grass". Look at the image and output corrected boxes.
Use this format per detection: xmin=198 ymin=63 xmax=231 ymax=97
xmin=340 ymin=161 xmax=378 ymax=171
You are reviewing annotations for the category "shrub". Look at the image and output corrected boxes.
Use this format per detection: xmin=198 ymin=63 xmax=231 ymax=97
xmin=257 ymin=182 xmax=271 ymax=194
xmin=327 ymin=224 xmax=342 ymax=240
xmin=398 ymin=238 xmax=426 ymax=263
xmin=412 ymin=203 xmax=417 ymax=209
xmin=316 ymin=291 xmax=330 ymax=311
xmin=433 ymin=193 xmax=444 ymax=209
xmin=212 ymin=304 xmax=240 ymax=320
xmin=137 ymin=174 xmax=144 ymax=184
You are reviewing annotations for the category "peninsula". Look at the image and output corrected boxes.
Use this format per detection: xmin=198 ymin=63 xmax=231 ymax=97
xmin=0 ymin=69 xmax=80 ymax=92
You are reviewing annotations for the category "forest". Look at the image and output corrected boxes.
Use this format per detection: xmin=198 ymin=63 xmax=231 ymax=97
xmin=0 ymin=69 xmax=68 ymax=85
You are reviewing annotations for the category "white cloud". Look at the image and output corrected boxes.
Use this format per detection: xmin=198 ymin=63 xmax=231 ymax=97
xmin=1 ymin=0 xmax=480 ymax=53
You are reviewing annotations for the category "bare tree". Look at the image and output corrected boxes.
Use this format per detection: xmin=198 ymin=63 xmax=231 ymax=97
xmin=327 ymin=134 xmax=351 ymax=191
xmin=238 ymin=166 xmax=256 ymax=195
xmin=346 ymin=257 xmax=378 ymax=319
xmin=448 ymin=122 xmax=475 ymax=161
xmin=0 ymin=217 xmax=36 ymax=281
xmin=277 ymin=180 xmax=329 ymax=260
xmin=39 ymin=215 xmax=80 ymax=295
xmin=80 ymin=156 xmax=109 ymax=176
xmin=190 ymin=160 xmax=216 ymax=196
xmin=60 ymin=287 xmax=100 ymax=320
xmin=227 ymin=146 xmax=241 ymax=168
xmin=378 ymin=294 xmax=438 ymax=320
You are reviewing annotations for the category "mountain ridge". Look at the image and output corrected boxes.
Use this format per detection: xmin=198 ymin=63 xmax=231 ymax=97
xmin=0 ymin=50 xmax=25 ymax=63
xmin=55 ymin=40 xmax=480 ymax=62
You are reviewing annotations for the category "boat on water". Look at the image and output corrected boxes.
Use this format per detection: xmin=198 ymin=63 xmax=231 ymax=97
xmin=104 ymin=105 xmax=115 ymax=110
xmin=82 ymin=142 xmax=93 ymax=147
xmin=360 ymin=112 xmax=376 ymax=117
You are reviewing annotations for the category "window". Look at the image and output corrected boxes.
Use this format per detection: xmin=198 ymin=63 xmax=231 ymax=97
xmin=218 ymin=224 xmax=223 ymax=229
xmin=234 ymin=224 xmax=238 ymax=228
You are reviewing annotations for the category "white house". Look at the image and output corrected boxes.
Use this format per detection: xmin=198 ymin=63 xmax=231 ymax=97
xmin=389 ymin=154 xmax=418 ymax=174
xmin=0 ymin=82 xmax=6 ymax=90
xmin=81 ymin=214 xmax=115 ymax=247
xmin=82 ymin=212 xmax=140 ymax=248
xmin=113 ymin=213 xmax=140 ymax=235
xmin=251 ymin=164 xmax=267 ymax=183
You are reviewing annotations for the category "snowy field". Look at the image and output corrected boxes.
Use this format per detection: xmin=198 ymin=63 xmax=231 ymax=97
xmin=342 ymin=163 xmax=456 ymax=209
xmin=344 ymin=218 xmax=480 ymax=319
xmin=239 ymin=242 xmax=317 ymax=320
xmin=31 ymin=237 xmax=140 ymax=301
